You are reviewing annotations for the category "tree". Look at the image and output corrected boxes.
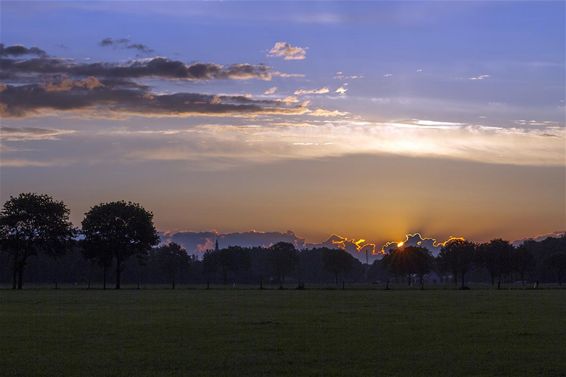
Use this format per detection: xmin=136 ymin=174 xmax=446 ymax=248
xmin=202 ymin=246 xmax=251 ymax=285
xmin=407 ymin=246 xmax=434 ymax=289
xmin=81 ymin=201 xmax=159 ymax=289
xmin=268 ymin=242 xmax=298 ymax=289
xmin=382 ymin=246 xmax=432 ymax=289
xmin=321 ymin=248 xmax=353 ymax=287
xmin=438 ymin=239 xmax=476 ymax=289
xmin=476 ymin=239 xmax=514 ymax=289
xmin=512 ymin=246 xmax=535 ymax=286
xmin=0 ymin=193 xmax=75 ymax=289
xmin=153 ymin=242 xmax=190 ymax=289
xmin=544 ymin=253 xmax=566 ymax=285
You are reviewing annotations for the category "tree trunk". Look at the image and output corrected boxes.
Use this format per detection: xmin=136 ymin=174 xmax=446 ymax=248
xmin=335 ymin=272 xmax=338 ymax=286
xmin=259 ymin=276 xmax=263 ymax=290
xmin=103 ymin=264 xmax=107 ymax=290
xmin=206 ymin=280 xmax=210 ymax=289
xmin=115 ymin=259 xmax=121 ymax=290
xmin=461 ymin=271 xmax=466 ymax=289
xmin=17 ymin=266 xmax=24 ymax=290
xmin=453 ymin=271 xmax=458 ymax=287
xmin=497 ymin=276 xmax=501 ymax=290
xmin=172 ymin=278 xmax=175 ymax=290
xmin=342 ymin=280 xmax=345 ymax=290
xmin=420 ymin=276 xmax=424 ymax=290
xmin=11 ymin=256 xmax=18 ymax=290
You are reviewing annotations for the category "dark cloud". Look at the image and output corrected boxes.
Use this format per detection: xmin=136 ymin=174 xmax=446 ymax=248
xmin=0 ymin=43 xmax=47 ymax=57
xmin=0 ymin=82 xmax=307 ymax=118
xmin=98 ymin=37 xmax=153 ymax=53
xmin=162 ymin=230 xmax=306 ymax=254
xmin=0 ymin=44 xmax=306 ymax=118
xmin=1 ymin=57 xmax=274 ymax=81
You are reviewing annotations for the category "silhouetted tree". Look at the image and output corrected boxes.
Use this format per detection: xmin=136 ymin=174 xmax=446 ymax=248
xmin=476 ymin=239 xmax=514 ymax=289
xmin=202 ymin=251 xmax=216 ymax=288
xmin=80 ymin=238 xmax=113 ymax=289
xmin=407 ymin=246 xmax=434 ymax=289
xmin=81 ymin=201 xmax=159 ymax=289
xmin=382 ymin=246 xmax=432 ymax=289
xmin=321 ymin=248 xmax=353 ymax=287
xmin=512 ymin=245 xmax=535 ymax=286
xmin=268 ymin=242 xmax=298 ymax=288
xmin=0 ymin=193 xmax=75 ymax=289
xmin=153 ymin=242 xmax=190 ymax=289
xmin=544 ymin=253 xmax=566 ymax=285
xmin=202 ymin=246 xmax=251 ymax=285
xmin=438 ymin=239 xmax=476 ymax=289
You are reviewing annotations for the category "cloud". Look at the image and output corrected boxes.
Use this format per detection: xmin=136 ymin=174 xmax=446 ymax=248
xmin=335 ymin=86 xmax=348 ymax=95
xmin=307 ymin=234 xmax=376 ymax=256
xmin=264 ymin=86 xmax=278 ymax=95
xmin=42 ymin=76 xmax=104 ymax=92
xmin=0 ymin=43 xmax=46 ymax=57
xmin=1 ymin=56 xmax=281 ymax=81
xmin=0 ymin=45 xmax=318 ymax=119
xmin=308 ymin=108 xmax=349 ymax=117
xmin=161 ymin=230 xmax=305 ymax=254
xmin=294 ymin=87 xmax=330 ymax=96
xmin=118 ymin=118 xmax=565 ymax=167
xmin=268 ymin=42 xmax=307 ymax=60
xmin=0 ymin=126 xmax=75 ymax=141
xmin=381 ymin=233 xmax=464 ymax=256
xmin=0 ymin=83 xmax=309 ymax=118
xmin=0 ymin=159 xmax=62 ymax=168
xmin=384 ymin=73 xmax=393 ymax=78
xmin=99 ymin=37 xmax=153 ymax=53
xmin=469 ymin=74 xmax=490 ymax=81
xmin=334 ymin=72 xmax=363 ymax=80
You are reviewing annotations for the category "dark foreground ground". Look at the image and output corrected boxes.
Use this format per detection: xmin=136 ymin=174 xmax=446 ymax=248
xmin=1 ymin=289 xmax=565 ymax=377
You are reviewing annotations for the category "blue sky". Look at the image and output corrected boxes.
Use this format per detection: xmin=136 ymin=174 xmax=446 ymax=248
xmin=1 ymin=1 xmax=564 ymax=250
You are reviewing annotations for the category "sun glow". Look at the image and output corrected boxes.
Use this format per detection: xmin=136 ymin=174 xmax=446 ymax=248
xmin=397 ymin=242 xmax=404 ymax=247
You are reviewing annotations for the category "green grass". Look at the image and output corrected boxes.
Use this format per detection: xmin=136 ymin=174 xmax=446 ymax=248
xmin=1 ymin=289 xmax=565 ymax=377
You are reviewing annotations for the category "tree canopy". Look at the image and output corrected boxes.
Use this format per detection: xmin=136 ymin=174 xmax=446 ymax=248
xmin=0 ymin=193 xmax=75 ymax=289
xmin=81 ymin=201 xmax=159 ymax=289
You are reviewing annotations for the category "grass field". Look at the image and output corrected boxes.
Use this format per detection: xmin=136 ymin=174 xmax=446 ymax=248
xmin=1 ymin=289 xmax=565 ymax=377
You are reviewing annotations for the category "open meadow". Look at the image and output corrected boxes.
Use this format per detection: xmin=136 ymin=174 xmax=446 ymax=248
xmin=1 ymin=289 xmax=565 ymax=377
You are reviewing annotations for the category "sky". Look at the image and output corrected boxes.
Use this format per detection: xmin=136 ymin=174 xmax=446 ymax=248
xmin=0 ymin=1 xmax=565 ymax=254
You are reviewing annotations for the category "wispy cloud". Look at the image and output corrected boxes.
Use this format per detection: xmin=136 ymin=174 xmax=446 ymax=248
xmin=264 ymin=86 xmax=278 ymax=95
xmin=294 ymin=87 xmax=330 ymax=96
xmin=468 ymin=74 xmax=490 ymax=81
xmin=99 ymin=37 xmax=153 ymax=54
xmin=334 ymin=72 xmax=363 ymax=80
xmin=70 ymin=118 xmax=565 ymax=169
xmin=0 ymin=126 xmax=75 ymax=141
xmin=268 ymin=41 xmax=307 ymax=60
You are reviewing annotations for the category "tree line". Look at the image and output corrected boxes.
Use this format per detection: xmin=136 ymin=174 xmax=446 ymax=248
xmin=1 ymin=193 xmax=565 ymax=290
